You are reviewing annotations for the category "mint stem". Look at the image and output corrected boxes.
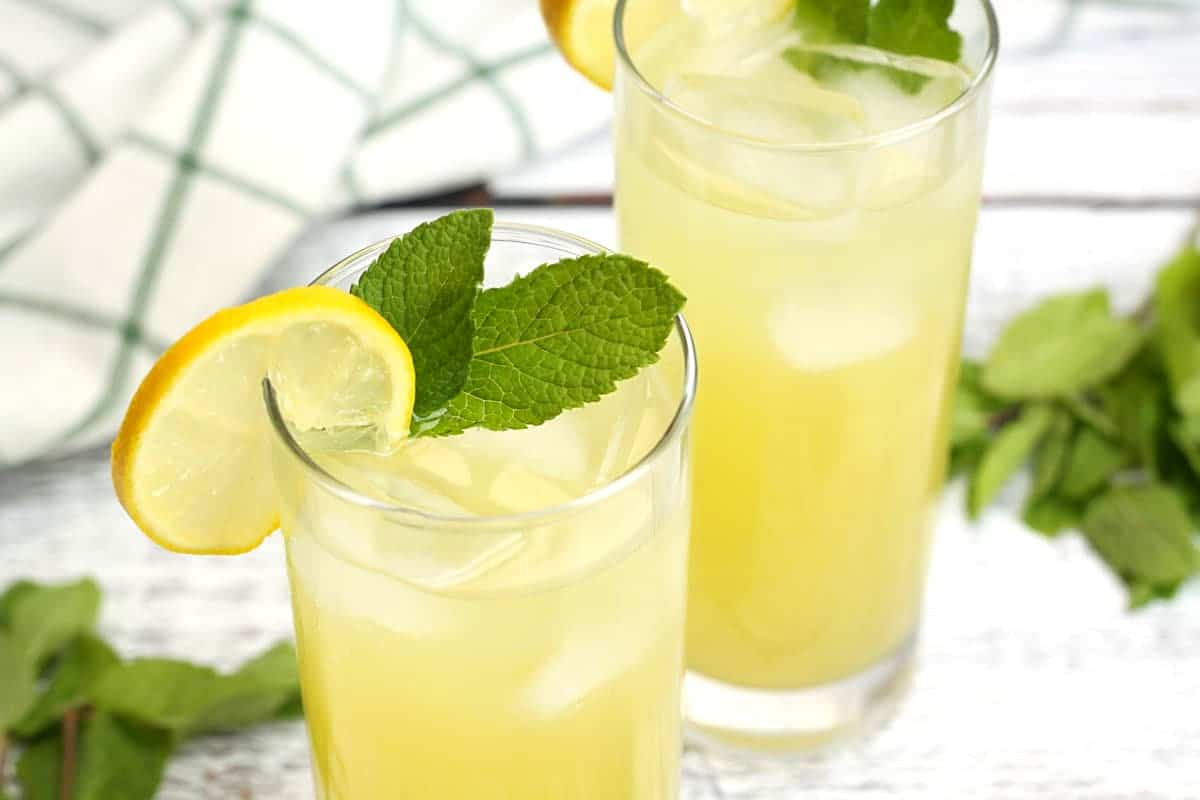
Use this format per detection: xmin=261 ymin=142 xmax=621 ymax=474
xmin=61 ymin=709 xmax=80 ymax=800
xmin=0 ymin=732 xmax=9 ymax=787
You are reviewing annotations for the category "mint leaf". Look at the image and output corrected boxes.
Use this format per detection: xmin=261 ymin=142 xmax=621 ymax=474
xmin=74 ymin=712 xmax=173 ymax=800
xmin=1081 ymin=485 xmax=1199 ymax=595
xmin=1100 ymin=349 xmax=1167 ymax=472
xmin=0 ymin=631 xmax=36 ymax=730
xmin=951 ymin=360 xmax=1008 ymax=447
xmin=788 ymin=0 xmax=961 ymax=92
xmin=1059 ymin=427 xmax=1128 ymax=501
xmin=967 ymin=404 xmax=1053 ymax=518
xmin=90 ymin=659 xmax=217 ymax=731
xmin=867 ymin=0 xmax=962 ymax=65
xmin=91 ymin=642 xmax=300 ymax=735
xmin=186 ymin=642 xmax=301 ymax=733
xmin=351 ymin=209 xmax=491 ymax=419
xmin=1062 ymin=394 xmax=1120 ymax=440
xmin=1155 ymin=243 xmax=1200 ymax=417
xmin=12 ymin=634 xmax=119 ymax=738
xmin=794 ymin=0 xmax=869 ymax=41
xmin=982 ymin=290 xmax=1145 ymax=400
xmin=422 ymin=254 xmax=685 ymax=437
xmin=4 ymin=578 xmax=100 ymax=670
xmin=1023 ymin=494 xmax=1081 ymax=536
xmin=15 ymin=730 xmax=63 ymax=800
xmin=1030 ymin=410 xmax=1073 ymax=500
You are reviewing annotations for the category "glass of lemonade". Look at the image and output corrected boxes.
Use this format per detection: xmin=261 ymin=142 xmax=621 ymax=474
xmin=266 ymin=224 xmax=697 ymax=798
xmin=614 ymin=0 xmax=998 ymax=748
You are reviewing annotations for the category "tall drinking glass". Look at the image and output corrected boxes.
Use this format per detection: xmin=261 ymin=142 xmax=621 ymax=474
xmin=614 ymin=0 xmax=998 ymax=748
xmin=267 ymin=224 xmax=697 ymax=797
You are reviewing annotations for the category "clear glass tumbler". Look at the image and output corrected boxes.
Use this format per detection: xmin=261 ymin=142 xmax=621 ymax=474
xmin=267 ymin=223 xmax=697 ymax=797
xmin=614 ymin=0 xmax=998 ymax=749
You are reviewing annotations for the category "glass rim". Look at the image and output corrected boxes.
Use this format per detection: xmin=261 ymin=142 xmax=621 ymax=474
xmin=613 ymin=0 xmax=999 ymax=153
xmin=263 ymin=220 xmax=698 ymax=531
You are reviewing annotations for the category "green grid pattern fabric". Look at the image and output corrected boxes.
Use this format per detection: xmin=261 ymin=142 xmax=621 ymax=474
xmin=0 ymin=0 xmax=609 ymax=465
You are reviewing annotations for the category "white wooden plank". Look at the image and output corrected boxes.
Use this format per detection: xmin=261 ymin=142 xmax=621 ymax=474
xmin=491 ymin=1 xmax=1200 ymax=201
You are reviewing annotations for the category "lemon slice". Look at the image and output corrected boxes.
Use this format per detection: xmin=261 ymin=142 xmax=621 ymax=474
xmin=541 ymin=0 xmax=618 ymax=90
xmin=112 ymin=286 xmax=415 ymax=555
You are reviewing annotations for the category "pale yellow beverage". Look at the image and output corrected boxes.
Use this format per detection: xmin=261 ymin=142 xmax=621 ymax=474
xmin=614 ymin=0 xmax=996 ymax=743
xmin=268 ymin=226 xmax=696 ymax=798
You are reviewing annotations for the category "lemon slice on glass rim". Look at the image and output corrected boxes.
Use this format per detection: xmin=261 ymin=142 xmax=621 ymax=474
xmin=111 ymin=286 xmax=415 ymax=555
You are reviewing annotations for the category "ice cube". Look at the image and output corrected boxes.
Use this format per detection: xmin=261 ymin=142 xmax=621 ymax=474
xmin=665 ymin=69 xmax=865 ymax=143
xmin=769 ymin=286 xmax=916 ymax=371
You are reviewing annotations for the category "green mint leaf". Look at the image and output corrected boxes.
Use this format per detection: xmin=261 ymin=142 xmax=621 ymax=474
xmin=0 ymin=581 xmax=36 ymax=626
xmin=0 ymin=631 xmax=36 ymax=730
xmin=1062 ymin=394 xmax=1121 ymax=440
xmin=1100 ymin=349 xmax=1167 ymax=473
xmin=90 ymin=642 xmax=300 ymax=736
xmin=982 ymin=290 xmax=1145 ymax=400
xmin=422 ymin=254 xmax=686 ymax=437
xmin=1059 ymin=427 xmax=1129 ymax=502
xmin=794 ymin=0 xmax=869 ymax=42
xmin=15 ymin=730 xmax=63 ymax=800
xmin=1081 ymin=485 xmax=1199 ymax=593
xmin=1030 ymin=410 xmax=1074 ymax=500
xmin=3 ymin=578 xmax=100 ymax=671
xmin=788 ymin=0 xmax=959 ymax=92
xmin=185 ymin=642 xmax=301 ymax=733
xmin=74 ymin=712 xmax=173 ymax=800
xmin=1023 ymin=494 xmax=1082 ymax=537
xmin=1127 ymin=579 xmax=1184 ymax=610
xmin=1154 ymin=244 xmax=1200 ymax=417
xmin=948 ymin=437 xmax=986 ymax=480
xmin=12 ymin=634 xmax=119 ymax=738
xmin=351 ymin=209 xmax=491 ymax=419
xmin=1168 ymin=418 xmax=1200 ymax=478
xmin=967 ymin=404 xmax=1054 ymax=519
xmin=90 ymin=658 xmax=219 ymax=731
xmin=950 ymin=360 xmax=1008 ymax=447
xmin=867 ymin=0 xmax=962 ymax=66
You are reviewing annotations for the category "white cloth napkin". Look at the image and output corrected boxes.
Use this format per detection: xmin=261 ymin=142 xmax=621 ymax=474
xmin=0 ymin=0 xmax=608 ymax=466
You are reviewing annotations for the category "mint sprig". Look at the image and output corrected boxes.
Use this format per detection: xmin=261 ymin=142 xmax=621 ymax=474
xmin=787 ymin=0 xmax=963 ymax=93
xmin=0 ymin=578 xmax=301 ymax=800
xmin=353 ymin=213 xmax=686 ymax=438
xmin=951 ymin=236 xmax=1200 ymax=609
xmin=350 ymin=209 xmax=490 ymax=419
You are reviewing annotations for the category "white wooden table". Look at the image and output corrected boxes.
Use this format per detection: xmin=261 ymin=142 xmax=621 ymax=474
xmin=2 ymin=1 xmax=1199 ymax=796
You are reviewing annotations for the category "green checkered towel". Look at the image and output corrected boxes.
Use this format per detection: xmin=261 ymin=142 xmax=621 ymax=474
xmin=0 ymin=0 xmax=607 ymax=466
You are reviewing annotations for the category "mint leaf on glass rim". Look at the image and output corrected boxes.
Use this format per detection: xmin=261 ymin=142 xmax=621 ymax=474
xmin=351 ymin=209 xmax=490 ymax=420
xmin=786 ymin=0 xmax=961 ymax=92
xmin=421 ymin=254 xmax=686 ymax=437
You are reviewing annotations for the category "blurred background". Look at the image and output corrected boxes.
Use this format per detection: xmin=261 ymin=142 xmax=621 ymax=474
xmin=1 ymin=0 xmax=1198 ymax=797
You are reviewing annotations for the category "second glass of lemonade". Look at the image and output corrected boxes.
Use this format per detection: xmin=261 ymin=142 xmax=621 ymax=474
xmin=615 ymin=0 xmax=998 ymax=747
xmin=268 ymin=224 xmax=697 ymax=797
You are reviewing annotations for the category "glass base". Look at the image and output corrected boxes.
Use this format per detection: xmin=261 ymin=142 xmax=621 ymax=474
xmin=684 ymin=635 xmax=916 ymax=755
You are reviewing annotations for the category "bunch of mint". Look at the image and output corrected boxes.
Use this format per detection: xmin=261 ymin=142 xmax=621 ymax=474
xmin=0 ymin=579 xmax=300 ymax=799
xmin=349 ymin=209 xmax=685 ymax=437
xmin=786 ymin=0 xmax=963 ymax=93
xmin=952 ymin=238 xmax=1200 ymax=608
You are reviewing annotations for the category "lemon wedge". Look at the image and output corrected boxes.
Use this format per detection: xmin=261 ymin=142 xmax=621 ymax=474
xmin=112 ymin=286 xmax=415 ymax=555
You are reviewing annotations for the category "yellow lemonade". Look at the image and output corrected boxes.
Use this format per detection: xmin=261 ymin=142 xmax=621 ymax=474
xmin=273 ymin=332 xmax=692 ymax=798
xmin=615 ymin=7 xmax=990 ymax=694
